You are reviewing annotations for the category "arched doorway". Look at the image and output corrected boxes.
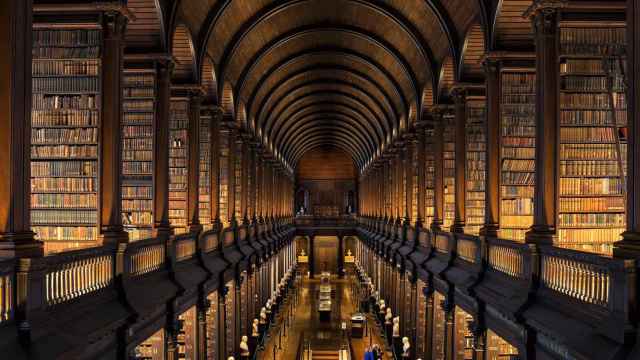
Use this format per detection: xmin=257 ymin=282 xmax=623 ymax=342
xmin=313 ymin=236 xmax=338 ymax=275
xmin=295 ymin=187 xmax=309 ymax=215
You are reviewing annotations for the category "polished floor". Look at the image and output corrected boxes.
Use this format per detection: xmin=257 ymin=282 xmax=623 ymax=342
xmin=258 ymin=276 xmax=390 ymax=360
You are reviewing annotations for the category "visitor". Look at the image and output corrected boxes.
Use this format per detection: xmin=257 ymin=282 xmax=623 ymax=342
xmin=364 ymin=346 xmax=375 ymax=360
xmin=372 ymin=344 xmax=382 ymax=360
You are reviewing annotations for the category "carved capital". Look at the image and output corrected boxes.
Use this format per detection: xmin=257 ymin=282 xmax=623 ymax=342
xmin=157 ymin=60 xmax=175 ymax=80
xmin=440 ymin=297 xmax=454 ymax=313
xmin=450 ymin=87 xmax=466 ymax=104
xmin=467 ymin=318 xmax=484 ymax=337
xmin=525 ymin=0 xmax=566 ymax=35
xmin=103 ymin=11 xmax=128 ymax=40
xmin=481 ymin=58 xmax=500 ymax=76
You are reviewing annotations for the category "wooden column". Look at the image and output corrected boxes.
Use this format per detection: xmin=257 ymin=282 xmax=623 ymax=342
xmin=525 ymin=0 xmax=563 ymax=245
xmin=615 ymin=0 xmax=640 ymax=255
xmin=404 ymin=138 xmax=414 ymax=226
xmin=249 ymin=142 xmax=258 ymax=224
xmin=229 ymin=128 xmax=239 ymax=229
xmin=241 ymin=137 xmax=250 ymax=225
xmin=378 ymin=165 xmax=384 ymax=220
xmin=100 ymin=12 xmax=128 ymax=244
xmin=424 ymin=287 xmax=434 ymax=360
xmin=443 ymin=300 xmax=455 ymax=360
xmin=0 ymin=0 xmax=42 ymax=257
xmin=197 ymin=297 xmax=210 ymax=358
xmin=187 ymin=92 xmax=202 ymax=234
xmin=309 ymin=234 xmax=315 ymax=277
xmin=264 ymin=161 xmax=273 ymax=224
xmin=337 ymin=234 xmax=344 ymax=278
xmin=256 ymin=148 xmax=263 ymax=223
xmin=415 ymin=125 xmax=426 ymax=230
xmin=384 ymin=158 xmax=391 ymax=223
xmin=480 ymin=58 xmax=501 ymax=237
xmin=432 ymin=112 xmax=445 ymax=231
xmin=470 ymin=322 xmax=487 ymax=360
xmin=452 ymin=89 xmax=467 ymax=233
xmin=396 ymin=148 xmax=404 ymax=228
xmin=153 ymin=60 xmax=173 ymax=237
xmin=210 ymin=107 xmax=223 ymax=231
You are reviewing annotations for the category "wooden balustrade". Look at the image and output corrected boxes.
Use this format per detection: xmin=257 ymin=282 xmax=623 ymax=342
xmin=175 ymin=236 xmax=196 ymax=261
xmin=487 ymin=241 xmax=525 ymax=279
xmin=43 ymin=247 xmax=114 ymax=306
xmin=434 ymin=233 xmax=449 ymax=253
xmin=126 ymin=239 xmax=166 ymax=276
xmin=418 ymin=230 xmax=430 ymax=248
xmin=293 ymin=215 xmax=357 ymax=228
xmin=201 ymin=231 xmax=219 ymax=253
xmin=0 ymin=259 xmax=15 ymax=323
xmin=456 ymin=235 xmax=477 ymax=264
xmin=540 ymin=247 xmax=615 ymax=308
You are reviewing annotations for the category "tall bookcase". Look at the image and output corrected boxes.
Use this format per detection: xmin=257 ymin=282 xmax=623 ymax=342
xmin=454 ymin=306 xmax=474 ymax=360
xmin=558 ymin=24 xmax=627 ymax=255
xmin=121 ymin=69 xmax=155 ymax=241
xmin=234 ymin=138 xmax=242 ymax=221
xmin=500 ymin=71 xmax=536 ymax=242
xmin=415 ymin=279 xmax=427 ymax=360
xmin=31 ymin=25 xmax=102 ymax=254
xmin=487 ymin=329 xmax=519 ymax=359
xmin=169 ymin=98 xmax=190 ymax=234
xmin=219 ymin=126 xmax=230 ymax=228
xmin=177 ymin=306 xmax=197 ymax=359
xmin=132 ymin=328 xmax=164 ymax=359
xmin=443 ymin=111 xmax=456 ymax=230
xmin=411 ymin=137 xmax=419 ymax=224
xmin=206 ymin=291 xmax=219 ymax=360
xmin=465 ymin=99 xmax=487 ymax=235
xmin=424 ymin=130 xmax=435 ymax=228
xmin=199 ymin=110 xmax=212 ymax=230
xmin=432 ymin=291 xmax=446 ymax=359
xmin=224 ymin=279 xmax=236 ymax=357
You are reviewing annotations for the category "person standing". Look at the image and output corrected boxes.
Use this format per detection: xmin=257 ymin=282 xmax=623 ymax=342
xmin=364 ymin=346 xmax=375 ymax=360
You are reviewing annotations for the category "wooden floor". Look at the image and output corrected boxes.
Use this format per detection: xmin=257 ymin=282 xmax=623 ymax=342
xmin=258 ymin=276 xmax=391 ymax=360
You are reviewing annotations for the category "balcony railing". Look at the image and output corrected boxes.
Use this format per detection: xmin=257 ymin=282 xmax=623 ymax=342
xmin=126 ymin=237 xmax=166 ymax=277
xmin=175 ymin=235 xmax=196 ymax=262
xmin=0 ymin=259 xmax=15 ymax=323
xmin=359 ymin=217 xmax=635 ymax=314
xmin=41 ymin=246 xmax=114 ymax=306
xmin=487 ymin=238 xmax=527 ymax=279
xmin=293 ymin=215 xmax=357 ymax=228
xmin=456 ymin=234 xmax=478 ymax=264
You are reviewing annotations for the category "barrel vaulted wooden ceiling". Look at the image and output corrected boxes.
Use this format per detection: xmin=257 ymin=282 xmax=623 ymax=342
xmin=122 ymin=0 xmax=622 ymax=173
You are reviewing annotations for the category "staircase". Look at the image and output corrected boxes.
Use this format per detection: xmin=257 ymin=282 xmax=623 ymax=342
xmin=310 ymin=350 xmax=341 ymax=360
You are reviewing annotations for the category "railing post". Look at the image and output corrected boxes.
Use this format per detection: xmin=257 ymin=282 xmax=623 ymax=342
xmin=469 ymin=319 xmax=487 ymax=360
xmin=15 ymin=258 xmax=45 ymax=345
xmin=197 ymin=296 xmax=210 ymax=359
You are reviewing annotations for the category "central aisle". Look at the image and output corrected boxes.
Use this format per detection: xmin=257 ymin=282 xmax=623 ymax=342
xmin=258 ymin=277 xmax=390 ymax=360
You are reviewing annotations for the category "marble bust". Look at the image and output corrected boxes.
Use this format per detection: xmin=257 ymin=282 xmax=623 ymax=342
xmin=240 ymin=335 xmax=250 ymax=356
xmin=392 ymin=316 xmax=400 ymax=337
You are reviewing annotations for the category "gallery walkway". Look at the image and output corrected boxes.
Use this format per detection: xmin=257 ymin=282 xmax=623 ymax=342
xmin=257 ymin=277 xmax=390 ymax=360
